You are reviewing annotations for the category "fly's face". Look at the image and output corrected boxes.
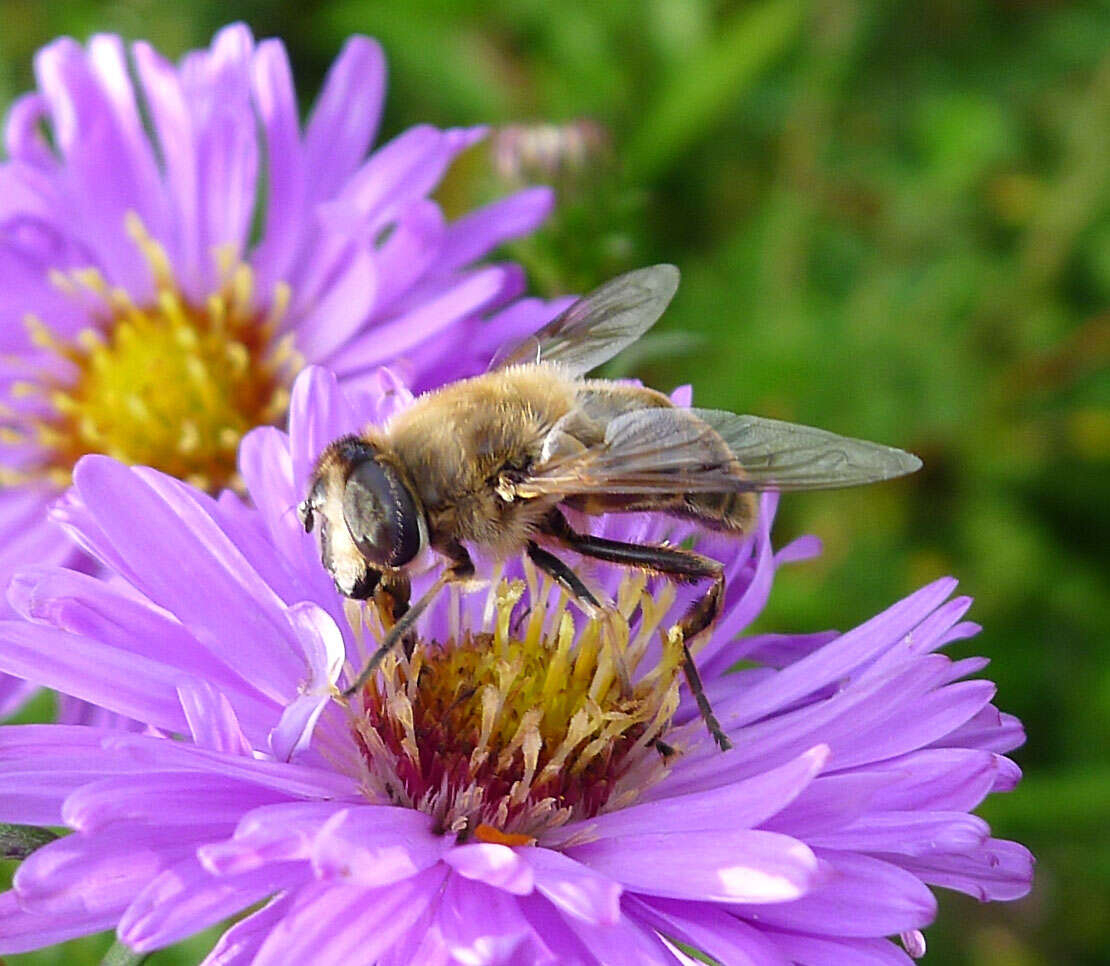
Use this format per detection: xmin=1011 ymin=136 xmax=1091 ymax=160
xmin=301 ymin=435 xmax=427 ymax=599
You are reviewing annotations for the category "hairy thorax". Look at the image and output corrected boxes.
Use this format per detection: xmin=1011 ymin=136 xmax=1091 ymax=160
xmin=385 ymin=366 xmax=579 ymax=552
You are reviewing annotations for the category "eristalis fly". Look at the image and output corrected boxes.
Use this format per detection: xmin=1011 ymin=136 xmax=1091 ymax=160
xmin=299 ymin=266 xmax=922 ymax=750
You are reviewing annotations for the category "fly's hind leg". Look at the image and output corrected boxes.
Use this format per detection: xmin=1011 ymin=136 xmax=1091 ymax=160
xmin=539 ymin=511 xmax=731 ymax=751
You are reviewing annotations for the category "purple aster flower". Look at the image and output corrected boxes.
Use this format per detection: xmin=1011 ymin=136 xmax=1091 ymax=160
xmin=0 ymin=367 xmax=1031 ymax=962
xmin=0 ymin=24 xmax=562 ymax=713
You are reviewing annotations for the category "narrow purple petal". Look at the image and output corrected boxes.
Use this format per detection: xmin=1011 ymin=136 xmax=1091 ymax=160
xmin=33 ymin=37 xmax=165 ymax=293
xmin=992 ymin=755 xmax=1023 ymax=792
xmin=8 ymin=567 xmax=278 ymax=740
xmin=437 ymin=187 xmax=555 ymax=271
xmin=551 ymin=898 xmax=677 ymax=966
xmin=131 ymin=39 xmax=199 ymax=282
xmin=865 ymin=748 xmax=1001 ymax=813
xmin=567 ymin=746 xmax=827 ymax=843
xmin=295 ymin=245 xmax=379 ymax=362
xmin=808 ymin=810 xmax=990 ymax=856
xmin=569 ymin=829 xmax=820 ymax=903
xmin=896 ymin=838 xmax=1034 ymax=901
xmin=433 ymin=875 xmax=547 ymax=965
xmin=368 ymin=200 xmax=446 ymax=312
xmin=270 ymin=692 xmax=331 ymax=763
xmin=119 ymin=854 xmax=305 ymax=953
xmin=285 ymin=365 xmax=362 ymax=495
xmin=197 ymin=800 xmax=347 ymax=875
xmin=628 ymin=896 xmax=791 ymax=966
xmin=722 ymin=631 xmax=840 ymax=672
xmin=67 ymin=457 xmax=304 ymax=702
xmin=761 ymin=928 xmax=915 ymax=966
xmin=445 ymin=842 xmax=536 ymax=895
xmin=0 ymin=725 xmax=156 ymax=823
xmin=251 ymin=868 xmax=448 ymax=966
xmin=310 ymin=806 xmax=446 ymax=887
xmin=303 ymin=36 xmax=386 ymax=201
xmin=723 ymin=579 xmax=960 ymax=729
xmin=269 ymin=601 xmax=346 ymax=761
xmin=0 ymin=889 xmax=118 ymax=955
xmin=60 ymin=772 xmax=288 ymax=832
xmin=335 ymin=124 xmax=485 ymax=234
xmin=202 ymin=893 xmax=295 ymax=966
xmin=774 ymin=534 xmax=823 ymax=565
xmin=4 ymin=92 xmax=55 ymax=166
xmin=331 ymin=265 xmax=517 ymax=374
xmin=236 ymin=425 xmax=301 ymax=563
xmin=939 ymin=704 xmax=1026 ymax=754
xmin=526 ymin=847 xmax=622 ymax=925
xmin=14 ymin=822 xmax=210 ymax=919
xmin=179 ymin=680 xmax=253 ymax=755
xmin=832 ymin=679 xmax=998 ymax=769
xmin=101 ymin=734 xmax=358 ymax=800
xmin=761 ymin=772 xmax=894 ymax=840
xmin=249 ymin=38 xmax=305 ymax=296
xmin=731 ymin=851 xmax=937 ymax=937
xmin=0 ymin=620 xmax=191 ymax=730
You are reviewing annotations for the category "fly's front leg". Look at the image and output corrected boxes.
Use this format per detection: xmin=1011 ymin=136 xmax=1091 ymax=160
xmin=343 ymin=542 xmax=475 ymax=698
xmin=540 ymin=510 xmax=731 ymax=751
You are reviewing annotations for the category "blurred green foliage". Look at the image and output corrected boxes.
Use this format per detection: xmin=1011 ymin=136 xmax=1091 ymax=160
xmin=1 ymin=0 xmax=1108 ymax=962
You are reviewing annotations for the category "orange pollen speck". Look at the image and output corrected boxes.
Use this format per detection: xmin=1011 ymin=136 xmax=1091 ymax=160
xmin=1 ymin=213 xmax=300 ymax=493
xmin=474 ymin=824 xmax=536 ymax=847
xmin=346 ymin=568 xmax=685 ymax=841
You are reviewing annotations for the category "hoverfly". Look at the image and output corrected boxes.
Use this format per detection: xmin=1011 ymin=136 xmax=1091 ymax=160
xmin=300 ymin=266 xmax=921 ymax=749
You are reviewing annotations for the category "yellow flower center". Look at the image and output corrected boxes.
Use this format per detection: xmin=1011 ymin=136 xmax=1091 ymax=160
xmin=348 ymin=568 xmax=686 ymax=841
xmin=5 ymin=214 xmax=298 ymax=492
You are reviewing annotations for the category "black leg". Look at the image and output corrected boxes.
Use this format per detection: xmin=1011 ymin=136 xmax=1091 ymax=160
xmin=526 ymin=542 xmax=603 ymax=617
xmin=540 ymin=511 xmax=732 ymax=751
xmin=342 ymin=542 xmax=474 ymax=698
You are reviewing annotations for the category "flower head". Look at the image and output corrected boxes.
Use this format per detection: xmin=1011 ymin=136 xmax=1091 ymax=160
xmin=0 ymin=367 xmax=1031 ymax=962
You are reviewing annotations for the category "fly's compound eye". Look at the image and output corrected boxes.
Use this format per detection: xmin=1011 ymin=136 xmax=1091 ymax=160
xmin=342 ymin=458 xmax=424 ymax=568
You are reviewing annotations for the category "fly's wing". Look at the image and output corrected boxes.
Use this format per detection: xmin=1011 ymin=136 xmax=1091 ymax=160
xmin=515 ymin=407 xmax=922 ymax=497
xmin=489 ymin=265 xmax=680 ymax=375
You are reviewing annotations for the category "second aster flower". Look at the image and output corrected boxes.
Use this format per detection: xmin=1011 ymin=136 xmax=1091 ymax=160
xmin=0 ymin=367 xmax=1031 ymax=963
xmin=0 ymin=22 xmax=559 ymax=604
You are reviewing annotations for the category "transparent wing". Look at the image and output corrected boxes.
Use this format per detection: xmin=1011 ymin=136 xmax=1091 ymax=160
xmin=489 ymin=265 xmax=681 ymax=375
xmin=517 ymin=407 xmax=922 ymax=496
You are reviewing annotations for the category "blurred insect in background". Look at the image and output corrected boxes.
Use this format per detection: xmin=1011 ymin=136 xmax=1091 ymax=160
xmin=300 ymin=266 xmax=922 ymax=749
